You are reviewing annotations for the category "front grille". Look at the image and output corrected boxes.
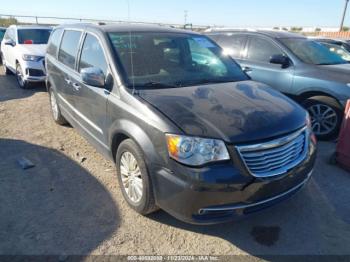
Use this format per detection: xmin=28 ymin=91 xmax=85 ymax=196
xmin=27 ymin=68 xmax=45 ymax=77
xmin=236 ymin=127 xmax=309 ymax=178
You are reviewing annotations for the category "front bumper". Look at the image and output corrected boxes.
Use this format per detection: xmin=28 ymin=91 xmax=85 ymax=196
xmin=151 ymin=138 xmax=317 ymax=225
xmin=21 ymin=59 xmax=46 ymax=82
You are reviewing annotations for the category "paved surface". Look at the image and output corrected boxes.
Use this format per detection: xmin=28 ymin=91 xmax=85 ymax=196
xmin=0 ymin=68 xmax=350 ymax=257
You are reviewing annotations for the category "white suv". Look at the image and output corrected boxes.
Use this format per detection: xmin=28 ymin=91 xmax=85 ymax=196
xmin=1 ymin=25 xmax=52 ymax=88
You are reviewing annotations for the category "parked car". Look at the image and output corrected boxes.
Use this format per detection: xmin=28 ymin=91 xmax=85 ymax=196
xmin=313 ymin=38 xmax=350 ymax=61
xmin=207 ymin=30 xmax=350 ymax=139
xmin=0 ymin=27 xmax=6 ymax=63
xmin=46 ymin=23 xmax=316 ymax=224
xmin=1 ymin=25 xmax=52 ymax=88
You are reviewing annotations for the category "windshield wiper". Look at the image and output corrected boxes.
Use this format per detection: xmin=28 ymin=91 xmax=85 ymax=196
xmin=133 ymin=81 xmax=180 ymax=89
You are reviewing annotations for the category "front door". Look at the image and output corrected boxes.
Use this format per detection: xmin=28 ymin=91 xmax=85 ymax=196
xmin=70 ymin=33 xmax=110 ymax=148
xmin=240 ymin=35 xmax=294 ymax=95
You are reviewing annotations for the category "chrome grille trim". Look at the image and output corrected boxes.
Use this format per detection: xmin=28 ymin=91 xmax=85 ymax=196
xmin=236 ymin=127 xmax=309 ymax=178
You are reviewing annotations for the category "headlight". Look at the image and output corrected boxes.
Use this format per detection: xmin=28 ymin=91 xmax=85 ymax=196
xmin=22 ymin=54 xmax=43 ymax=61
xmin=306 ymin=113 xmax=312 ymax=132
xmin=166 ymin=134 xmax=230 ymax=166
xmin=306 ymin=113 xmax=317 ymax=144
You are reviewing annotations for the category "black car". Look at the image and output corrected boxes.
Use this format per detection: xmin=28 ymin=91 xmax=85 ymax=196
xmin=45 ymin=23 xmax=317 ymax=224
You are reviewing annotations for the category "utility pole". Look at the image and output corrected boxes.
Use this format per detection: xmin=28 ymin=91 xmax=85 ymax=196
xmin=184 ymin=10 xmax=188 ymax=26
xmin=340 ymin=0 xmax=349 ymax=31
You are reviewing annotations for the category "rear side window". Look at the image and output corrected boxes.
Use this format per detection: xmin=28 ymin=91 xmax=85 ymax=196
xmin=247 ymin=37 xmax=283 ymax=63
xmin=58 ymin=30 xmax=82 ymax=69
xmin=214 ymin=34 xmax=247 ymax=58
xmin=47 ymin=29 xmax=63 ymax=57
xmin=79 ymin=34 xmax=108 ymax=75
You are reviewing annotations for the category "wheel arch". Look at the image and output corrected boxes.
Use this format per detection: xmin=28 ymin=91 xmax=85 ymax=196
xmin=298 ymin=91 xmax=343 ymax=107
xmin=109 ymin=119 xmax=164 ymax=166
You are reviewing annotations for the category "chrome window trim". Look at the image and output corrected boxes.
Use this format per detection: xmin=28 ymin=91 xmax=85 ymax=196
xmin=236 ymin=126 xmax=309 ymax=178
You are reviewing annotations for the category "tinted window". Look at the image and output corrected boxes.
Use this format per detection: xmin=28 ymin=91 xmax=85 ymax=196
xmin=58 ymin=30 xmax=82 ymax=69
xmin=247 ymin=37 xmax=283 ymax=62
xmin=47 ymin=29 xmax=63 ymax=57
xmin=0 ymin=29 xmax=6 ymax=41
xmin=79 ymin=34 xmax=108 ymax=75
xmin=215 ymin=34 xmax=247 ymax=58
xmin=108 ymin=32 xmax=248 ymax=88
xmin=17 ymin=29 xmax=51 ymax=44
xmin=281 ymin=38 xmax=347 ymax=65
xmin=321 ymin=42 xmax=350 ymax=61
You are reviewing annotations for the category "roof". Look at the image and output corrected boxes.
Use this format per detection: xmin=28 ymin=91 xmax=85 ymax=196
xmin=55 ymin=23 xmax=198 ymax=35
xmin=9 ymin=25 xmax=52 ymax=30
xmin=206 ymin=29 xmax=305 ymax=39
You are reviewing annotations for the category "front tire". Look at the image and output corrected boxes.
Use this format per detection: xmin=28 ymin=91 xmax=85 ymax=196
xmin=302 ymin=96 xmax=343 ymax=140
xmin=49 ymin=88 xmax=67 ymax=125
xmin=16 ymin=63 xmax=29 ymax=89
xmin=116 ymin=139 xmax=158 ymax=215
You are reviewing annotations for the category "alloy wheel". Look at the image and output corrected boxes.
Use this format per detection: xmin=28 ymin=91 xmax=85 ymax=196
xmin=50 ymin=91 xmax=59 ymax=120
xmin=307 ymin=104 xmax=338 ymax=136
xmin=120 ymin=151 xmax=143 ymax=204
xmin=16 ymin=64 xmax=25 ymax=88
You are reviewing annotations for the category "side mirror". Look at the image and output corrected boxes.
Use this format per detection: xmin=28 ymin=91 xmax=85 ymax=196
xmin=270 ymin=54 xmax=290 ymax=68
xmin=4 ymin=39 xmax=15 ymax=46
xmin=81 ymin=67 xmax=105 ymax=88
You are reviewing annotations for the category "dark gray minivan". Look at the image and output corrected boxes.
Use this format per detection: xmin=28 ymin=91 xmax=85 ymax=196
xmin=46 ymin=23 xmax=316 ymax=224
xmin=207 ymin=30 xmax=350 ymax=140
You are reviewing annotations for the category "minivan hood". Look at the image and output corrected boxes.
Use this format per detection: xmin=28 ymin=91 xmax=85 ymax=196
xmin=17 ymin=44 xmax=47 ymax=56
xmin=139 ymin=81 xmax=307 ymax=144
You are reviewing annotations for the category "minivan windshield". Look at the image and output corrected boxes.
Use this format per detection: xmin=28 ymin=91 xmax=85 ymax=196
xmin=108 ymin=32 xmax=249 ymax=88
xmin=17 ymin=29 xmax=52 ymax=44
xmin=280 ymin=38 xmax=348 ymax=65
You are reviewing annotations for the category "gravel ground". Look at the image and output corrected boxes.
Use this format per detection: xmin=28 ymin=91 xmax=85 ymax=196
xmin=0 ymin=67 xmax=350 ymax=258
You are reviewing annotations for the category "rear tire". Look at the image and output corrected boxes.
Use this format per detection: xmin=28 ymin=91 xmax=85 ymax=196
xmin=116 ymin=139 xmax=158 ymax=215
xmin=49 ymin=88 xmax=67 ymax=125
xmin=302 ymin=96 xmax=343 ymax=140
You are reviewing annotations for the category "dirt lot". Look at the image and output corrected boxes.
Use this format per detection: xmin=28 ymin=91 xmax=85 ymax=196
xmin=0 ymin=67 xmax=350 ymax=257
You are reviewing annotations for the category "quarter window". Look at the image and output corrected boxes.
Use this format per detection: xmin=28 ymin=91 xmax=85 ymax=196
xmin=47 ymin=29 xmax=63 ymax=57
xmin=58 ymin=30 xmax=82 ymax=69
xmin=247 ymin=37 xmax=283 ymax=63
xmin=79 ymin=34 xmax=108 ymax=75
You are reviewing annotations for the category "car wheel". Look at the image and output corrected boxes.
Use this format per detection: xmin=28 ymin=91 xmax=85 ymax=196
xmin=49 ymin=88 xmax=67 ymax=125
xmin=302 ymin=96 xmax=343 ymax=140
xmin=116 ymin=139 xmax=158 ymax=215
xmin=16 ymin=63 xmax=29 ymax=89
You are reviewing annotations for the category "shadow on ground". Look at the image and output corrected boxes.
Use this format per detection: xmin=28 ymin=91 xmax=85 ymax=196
xmin=0 ymin=71 xmax=46 ymax=102
xmin=0 ymin=139 xmax=119 ymax=255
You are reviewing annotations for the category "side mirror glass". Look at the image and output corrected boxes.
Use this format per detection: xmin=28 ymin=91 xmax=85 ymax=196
xmin=270 ymin=54 xmax=290 ymax=68
xmin=81 ymin=67 xmax=105 ymax=88
xmin=4 ymin=39 xmax=15 ymax=46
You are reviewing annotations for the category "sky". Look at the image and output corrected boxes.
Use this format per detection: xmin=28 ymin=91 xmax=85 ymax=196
xmin=1 ymin=0 xmax=350 ymax=28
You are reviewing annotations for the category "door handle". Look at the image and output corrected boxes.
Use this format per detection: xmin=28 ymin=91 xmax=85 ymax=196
xmin=72 ymin=83 xmax=81 ymax=91
xmin=242 ymin=66 xmax=252 ymax=73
